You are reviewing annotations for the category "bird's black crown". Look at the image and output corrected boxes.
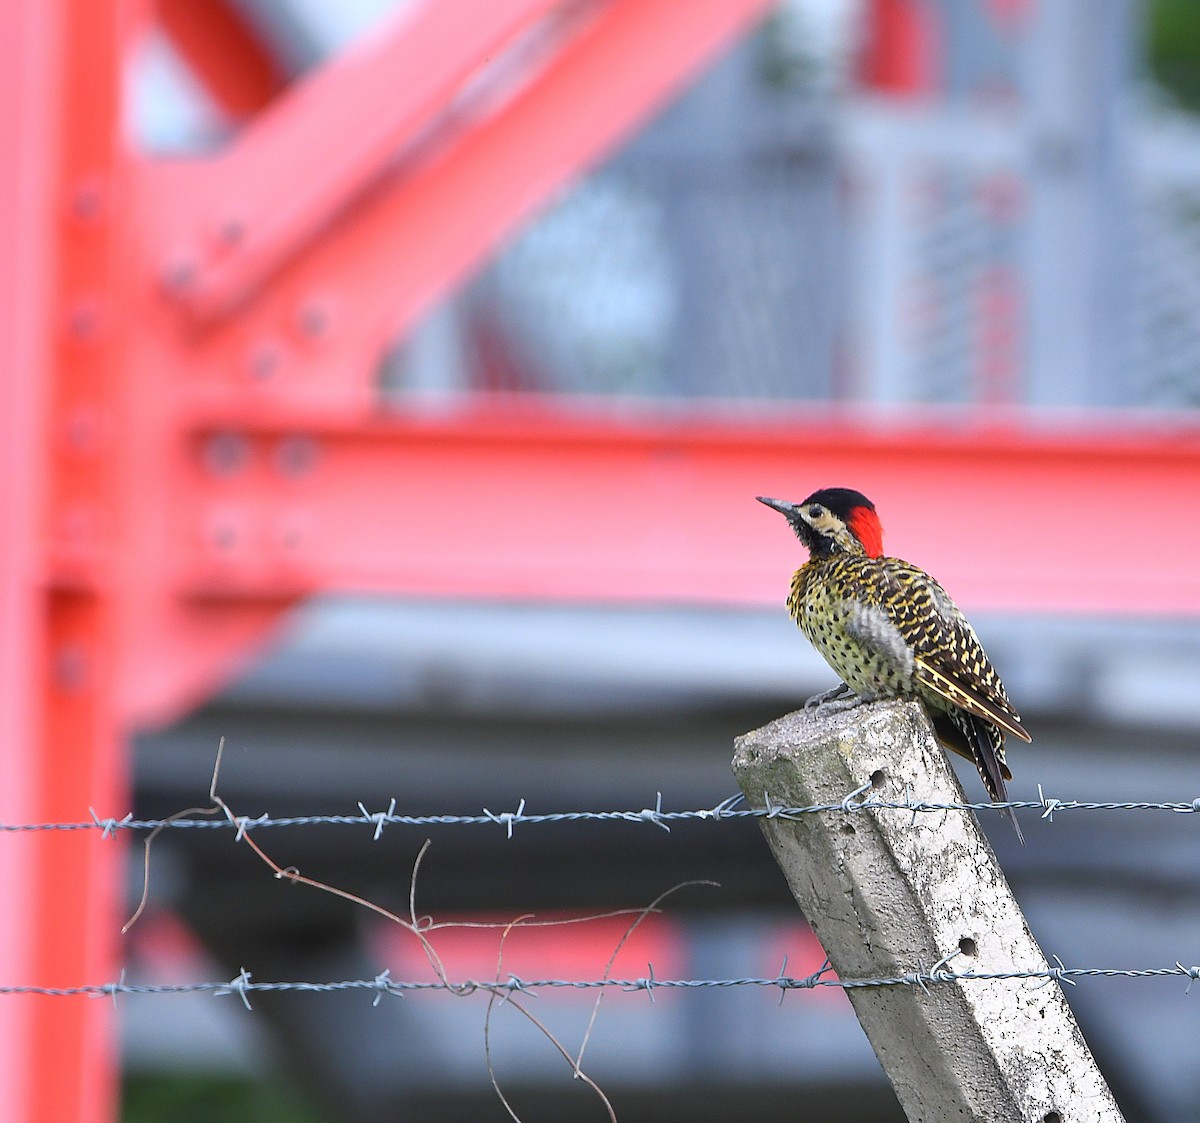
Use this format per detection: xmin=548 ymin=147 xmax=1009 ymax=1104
xmin=800 ymin=487 xmax=875 ymax=517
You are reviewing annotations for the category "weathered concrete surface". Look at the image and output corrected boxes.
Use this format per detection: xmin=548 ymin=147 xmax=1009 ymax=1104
xmin=733 ymin=699 xmax=1123 ymax=1123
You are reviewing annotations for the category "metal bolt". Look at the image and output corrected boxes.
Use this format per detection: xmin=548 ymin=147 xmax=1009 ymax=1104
xmin=55 ymin=644 xmax=89 ymax=691
xmin=248 ymin=342 xmax=282 ymax=380
xmin=210 ymin=520 xmax=238 ymax=550
xmin=72 ymin=181 xmax=104 ymax=222
xmin=64 ymin=409 xmax=99 ymax=453
xmin=296 ymin=300 xmax=331 ymax=340
xmin=67 ymin=301 xmax=101 ymax=341
xmin=217 ymin=216 xmax=246 ymax=247
xmin=59 ymin=504 xmax=95 ymax=543
xmin=202 ymin=432 xmax=250 ymax=478
xmin=276 ymin=515 xmax=306 ymax=551
xmin=274 ymin=436 xmax=318 ymax=478
xmin=161 ymin=257 xmax=198 ymax=294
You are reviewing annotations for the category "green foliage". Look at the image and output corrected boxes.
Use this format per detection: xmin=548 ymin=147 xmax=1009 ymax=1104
xmin=1148 ymin=0 xmax=1200 ymax=113
xmin=122 ymin=1074 xmax=326 ymax=1123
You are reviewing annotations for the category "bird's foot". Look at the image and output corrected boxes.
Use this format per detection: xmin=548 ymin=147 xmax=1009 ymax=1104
xmin=804 ymin=682 xmax=861 ymax=713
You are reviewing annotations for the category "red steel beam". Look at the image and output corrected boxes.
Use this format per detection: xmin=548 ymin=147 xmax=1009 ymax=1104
xmin=120 ymin=0 xmax=778 ymax=725
xmin=274 ymin=0 xmax=783 ymax=368
xmin=161 ymin=0 xmax=567 ymax=319
xmin=0 ymin=1 xmax=134 ymax=1121
xmin=857 ymin=0 xmax=938 ymax=95
xmin=0 ymin=5 xmax=59 ymax=1118
xmin=159 ymin=403 xmax=1200 ymax=619
xmin=35 ymin=0 xmax=134 ymax=1110
xmin=168 ymin=406 xmax=1200 ymax=618
xmin=141 ymin=0 xmax=778 ymax=414
xmin=156 ymin=0 xmax=285 ymax=118
xmin=125 ymin=402 xmax=1200 ymax=728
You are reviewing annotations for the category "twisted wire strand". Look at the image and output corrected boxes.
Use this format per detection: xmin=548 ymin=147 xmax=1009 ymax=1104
xmin=15 ymin=789 xmax=1200 ymax=838
xmin=9 ymin=961 xmax=1200 ymax=1005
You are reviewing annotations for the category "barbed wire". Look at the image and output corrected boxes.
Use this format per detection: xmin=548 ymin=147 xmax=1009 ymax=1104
xmin=9 ymin=959 xmax=1200 ymax=1007
xmin=6 ymin=784 xmax=1200 ymax=838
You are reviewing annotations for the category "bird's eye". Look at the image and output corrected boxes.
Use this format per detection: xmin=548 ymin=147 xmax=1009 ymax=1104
xmin=807 ymin=504 xmax=823 ymax=519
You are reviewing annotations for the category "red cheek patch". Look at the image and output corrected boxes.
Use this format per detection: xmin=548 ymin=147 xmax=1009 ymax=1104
xmin=848 ymin=507 xmax=884 ymax=557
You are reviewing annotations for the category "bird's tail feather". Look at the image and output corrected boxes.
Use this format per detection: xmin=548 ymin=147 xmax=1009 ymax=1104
xmin=934 ymin=711 xmax=1023 ymax=845
xmin=961 ymin=713 xmax=1024 ymax=845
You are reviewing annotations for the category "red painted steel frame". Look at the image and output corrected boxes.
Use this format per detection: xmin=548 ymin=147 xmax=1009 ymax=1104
xmin=1 ymin=2 xmax=129 ymax=1121
xmin=163 ymin=0 xmax=570 ymax=320
xmin=5 ymin=0 xmax=1200 ymax=1120
xmin=1 ymin=2 xmax=776 ymax=1120
xmin=173 ymin=404 xmax=1200 ymax=614
xmin=0 ymin=9 xmax=58 ymax=1120
xmin=128 ymin=0 xmax=778 ymax=725
xmin=157 ymin=0 xmax=284 ymax=118
xmin=858 ymin=0 xmax=937 ymax=94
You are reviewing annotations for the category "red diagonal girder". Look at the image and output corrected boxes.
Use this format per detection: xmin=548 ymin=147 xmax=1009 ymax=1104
xmin=163 ymin=0 xmax=569 ymax=319
xmin=261 ymin=0 xmax=784 ymax=371
xmin=125 ymin=0 xmax=777 ymax=724
xmin=142 ymin=0 xmax=777 ymax=409
xmin=156 ymin=0 xmax=285 ymax=118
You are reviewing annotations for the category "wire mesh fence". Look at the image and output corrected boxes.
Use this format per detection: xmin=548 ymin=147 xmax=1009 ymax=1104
xmin=385 ymin=21 xmax=1200 ymax=415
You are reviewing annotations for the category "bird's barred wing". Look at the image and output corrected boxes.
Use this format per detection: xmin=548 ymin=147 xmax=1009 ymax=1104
xmin=849 ymin=558 xmax=1032 ymax=744
xmin=917 ymin=660 xmax=1031 ymax=743
xmin=916 ymin=661 xmax=1030 ymax=742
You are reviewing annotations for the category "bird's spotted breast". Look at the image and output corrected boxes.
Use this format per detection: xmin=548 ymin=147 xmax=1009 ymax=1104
xmin=789 ymin=557 xmax=919 ymax=698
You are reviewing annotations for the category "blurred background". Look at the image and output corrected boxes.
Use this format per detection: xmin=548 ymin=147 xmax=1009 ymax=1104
xmin=6 ymin=0 xmax=1200 ymax=1120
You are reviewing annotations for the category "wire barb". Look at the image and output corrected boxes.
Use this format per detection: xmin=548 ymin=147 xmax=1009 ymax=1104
xmin=703 ymin=793 xmax=744 ymax=820
xmin=1037 ymin=784 xmax=1063 ymax=822
xmin=93 ymin=968 xmax=127 ymax=1009
xmin=638 ymin=792 xmax=671 ymax=832
xmin=88 ymin=808 xmax=132 ymax=840
xmin=839 ymin=779 xmax=875 ymax=813
xmin=215 ymin=968 xmax=254 ymax=1010
xmin=633 ymin=962 xmax=658 ymax=1004
xmin=371 ymin=969 xmax=396 ymax=1006
xmin=483 ymin=799 xmax=527 ymax=839
xmin=358 ymin=798 xmax=398 ymax=841
xmin=233 ymin=813 xmax=269 ymax=842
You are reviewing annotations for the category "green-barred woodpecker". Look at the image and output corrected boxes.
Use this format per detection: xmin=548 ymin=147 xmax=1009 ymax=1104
xmin=758 ymin=487 xmax=1031 ymax=842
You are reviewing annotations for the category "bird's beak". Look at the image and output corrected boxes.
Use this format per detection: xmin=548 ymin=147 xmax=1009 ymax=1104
xmin=756 ymin=496 xmax=797 ymax=516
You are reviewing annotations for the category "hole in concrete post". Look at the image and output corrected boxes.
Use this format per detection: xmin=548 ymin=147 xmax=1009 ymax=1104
xmin=869 ymin=770 xmax=886 ymax=789
xmin=839 ymin=822 xmax=855 ymax=835
xmin=1043 ymin=1112 xmax=1062 ymax=1123
xmin=958 ymin=937 xmax=977 ymax=958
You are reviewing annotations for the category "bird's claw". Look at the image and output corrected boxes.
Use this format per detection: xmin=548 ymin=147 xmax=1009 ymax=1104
xmin=804 ymin=682 xmax=857 ymax=712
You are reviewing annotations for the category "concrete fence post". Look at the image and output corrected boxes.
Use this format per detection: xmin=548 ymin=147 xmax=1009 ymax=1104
xmin=732 ymin=699 xmax=1124 ymax=1123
